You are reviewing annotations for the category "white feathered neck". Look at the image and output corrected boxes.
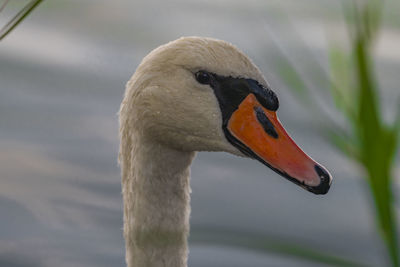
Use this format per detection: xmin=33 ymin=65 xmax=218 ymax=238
xmin=119 ymin=36 xmax=267 ymax=267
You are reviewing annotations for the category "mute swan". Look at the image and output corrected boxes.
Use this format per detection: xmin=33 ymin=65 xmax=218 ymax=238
xmin=119 ymin=36 xmax=332 ymax=267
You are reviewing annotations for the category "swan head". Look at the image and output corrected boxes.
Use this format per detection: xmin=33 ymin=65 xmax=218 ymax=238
xmin=121 ymin=36 xmax=332 ymax=195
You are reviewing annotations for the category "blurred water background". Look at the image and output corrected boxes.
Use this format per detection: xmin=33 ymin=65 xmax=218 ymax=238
xmin=0 ymin=0 xmax=399 ymax=266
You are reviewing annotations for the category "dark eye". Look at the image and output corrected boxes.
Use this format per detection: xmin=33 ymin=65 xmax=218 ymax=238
xmin=195 ymin=71 xmax=211 ymax=85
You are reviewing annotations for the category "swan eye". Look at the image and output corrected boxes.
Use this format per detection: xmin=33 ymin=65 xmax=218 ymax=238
xmin=195 ymin=71 xmax=211 ymax=85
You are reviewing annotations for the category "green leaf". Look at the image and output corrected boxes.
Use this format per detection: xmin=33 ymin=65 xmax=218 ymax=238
xmin=328 ymin=45 xmax=356 ymax=121
xmin=0 ymin=0 xmax=44 ymax=41
xmin=365 ymin=127 xmax=398 ymax=267
xmin=349 ymin=2 xmax=399 ymax=264
xmin=269 ymin=1 xmax=399 ymax=265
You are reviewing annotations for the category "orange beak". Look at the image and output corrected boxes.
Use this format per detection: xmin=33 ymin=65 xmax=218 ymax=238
xmin=227 ymin=93 xmax=331 ymax=194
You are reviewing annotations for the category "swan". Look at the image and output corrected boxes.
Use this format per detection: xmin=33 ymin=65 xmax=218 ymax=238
xmin=119 ymin=36 xmax=332 ymax=267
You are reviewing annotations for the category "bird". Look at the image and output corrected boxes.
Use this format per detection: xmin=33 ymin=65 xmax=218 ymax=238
xmin=119 ymin=36 xmax=332 ymax=267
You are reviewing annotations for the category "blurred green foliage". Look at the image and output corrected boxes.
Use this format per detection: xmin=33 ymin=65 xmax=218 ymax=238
xmin=277 ymin=0 xmax=399 ymax=266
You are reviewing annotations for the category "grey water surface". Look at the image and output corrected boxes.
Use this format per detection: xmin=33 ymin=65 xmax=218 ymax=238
xmin=1 ymin=0 xmax=399 ymax=266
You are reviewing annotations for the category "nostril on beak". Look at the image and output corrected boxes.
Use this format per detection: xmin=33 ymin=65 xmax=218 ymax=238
xmin=312 ymin=164 xmax=332 ymax=195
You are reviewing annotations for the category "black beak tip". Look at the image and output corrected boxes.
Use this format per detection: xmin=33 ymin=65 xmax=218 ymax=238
xmin=309 ymin=165 xmax=332 ymax=195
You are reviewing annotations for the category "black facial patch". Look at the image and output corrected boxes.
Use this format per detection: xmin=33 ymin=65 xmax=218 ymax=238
xmin=246 ymin=79 xmax=279 ymax=112
xmin=202 ymin=70 xmax=330 ymax=194
xmin=203 ymin=70 xmax=280 ymax=160
xmin=206 ymin=72 xmax=279 ymax=125
xmin=202 ymin=70 xmax=279 ymax=140
xmin=254 ymin=106 xmax=278 ymax=139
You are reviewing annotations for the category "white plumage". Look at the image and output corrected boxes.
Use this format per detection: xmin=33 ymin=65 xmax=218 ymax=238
xmin=119 ymin=36 xmax=331 ymax=267
xmin=119 ymin=37 xmax=266 ymax=267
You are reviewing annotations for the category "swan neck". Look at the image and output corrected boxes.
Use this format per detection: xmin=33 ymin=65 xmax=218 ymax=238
xmin=123 ymin=137 xmax=195 ymax=267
